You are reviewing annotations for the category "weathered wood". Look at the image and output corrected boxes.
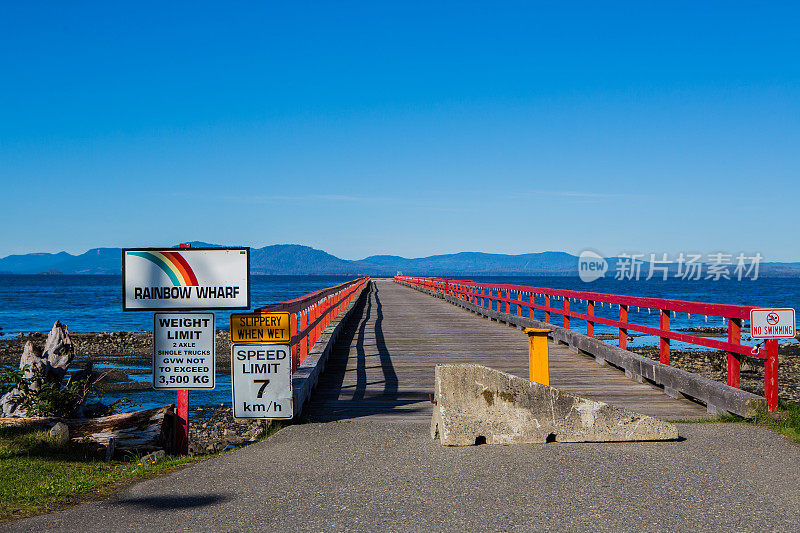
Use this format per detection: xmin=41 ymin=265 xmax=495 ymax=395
xmin=0 ymin=405 xmax=175 ymax=451
xmin=1 ymin=321 xmax=80 ymax=416
xmin=305 ymin=280 xmax=709 ymax=422
xmin=67 ymin=405 xmax=175 ymax=450
xmin=415 ymin=283 xmax=767 ymax=418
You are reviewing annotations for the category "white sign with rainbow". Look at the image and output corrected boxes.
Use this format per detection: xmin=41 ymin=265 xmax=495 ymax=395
xmin=122 ymin=247 xmax=250 ymax=311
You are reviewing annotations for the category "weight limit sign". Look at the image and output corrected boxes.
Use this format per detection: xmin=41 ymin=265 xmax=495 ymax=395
xmin=153 ymin=312 xmax=215 ymax=390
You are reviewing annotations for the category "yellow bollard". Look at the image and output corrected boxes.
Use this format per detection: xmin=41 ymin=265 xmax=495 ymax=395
xmin=525 ymin=328 xmax=552 ymax=386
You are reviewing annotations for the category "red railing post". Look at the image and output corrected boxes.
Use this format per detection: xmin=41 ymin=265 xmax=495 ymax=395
xmin=727 ymin=318 xmax=741 ymax=388
xmin=587 ymin=300 xmax=595 ymax=337
xmin=290 ymin=313 xmax=298 ymax=373
xmin=544 ymin=295 xmax=551 ymax=324
xmin=320 ymin=298 xmax=326 ymax=333
xmin=564 ymin=298 xmax=570 ymax=329
xmin=765 ymin=339 xmax=779 ymax=412
xmin=312 ymin=303 xmax=319 ymax=347
xmin=660 ymin=309 xmax=670 ymax=365
xmin=300 ymin=309 xmax=308 ymax=362
xmin=480 ymin=287 xmax=485 ymax=307
xmin=323 ymin=296 xmax=328 ymax=330
xmin=516 ymin=291 xmax=522 ymax=317
xmin=619 ymin=305 xmax=628 ymax=350
xmin=505 ymin=290 xmax=510 ymax=314
xmin=307 ymin=306 xmax=313 ymax=349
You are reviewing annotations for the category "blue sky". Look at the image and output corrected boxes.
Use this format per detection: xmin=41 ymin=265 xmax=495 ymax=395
xmin=1 ymin=2 xmax=798 ymax=260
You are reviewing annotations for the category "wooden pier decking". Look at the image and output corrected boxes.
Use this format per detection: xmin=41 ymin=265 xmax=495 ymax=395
xmin=305 ymin=279 xmax=708 ymax=422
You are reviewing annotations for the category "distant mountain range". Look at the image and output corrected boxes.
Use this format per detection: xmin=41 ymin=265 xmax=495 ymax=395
xmin=1 ymin=242 xmax=799 ymax=277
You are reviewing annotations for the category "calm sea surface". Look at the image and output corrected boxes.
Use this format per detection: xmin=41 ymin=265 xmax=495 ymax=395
xmin=2 ymin=274 xmax=799 ymax=336
xmin=0 ymin=275 xmax=356 ymax=335
xmin=2 ymin=274 xmax=798 ymax=410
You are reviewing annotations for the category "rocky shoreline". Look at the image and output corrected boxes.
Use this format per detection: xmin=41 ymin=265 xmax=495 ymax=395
xmin=2 ymin=329 xmax=798 ymax=454
xmin=628 ymin=343 xmax=800 ymax=404
xmin=0 ymin=330 xmax=234 ymax=367
xmin=188 ymin=406 xmax=274 ymax=455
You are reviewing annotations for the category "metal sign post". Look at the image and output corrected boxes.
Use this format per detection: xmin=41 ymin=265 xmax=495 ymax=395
xmin=176 ymin=242 xmax=191 ymax=456
xmin=122 ymin=242 xmax=250 ymax=454
xmin=153 ymin=309 xmax=215 ymax=453
xmin=750 ymin=308 xmax=794 ymax=412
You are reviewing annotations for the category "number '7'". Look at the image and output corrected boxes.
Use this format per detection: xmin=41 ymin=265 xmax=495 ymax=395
xmin=254 ymin=379 xmax=270 ymax=398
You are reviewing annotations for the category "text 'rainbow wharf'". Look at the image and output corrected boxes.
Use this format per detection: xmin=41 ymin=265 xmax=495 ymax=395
xmin=133 ymin=286 xmax=241 ymax=300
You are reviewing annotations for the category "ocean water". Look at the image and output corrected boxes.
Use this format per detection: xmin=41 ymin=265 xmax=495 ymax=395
xmin=0 ymin=274 xmax=357 ymax=336
xmin=0 ymin=274 xmax=358 ymax=411
xmin=2 ymin=274 xmax=798 ymax=335
xmin=2 ymin=274 xmax=798 ymax=411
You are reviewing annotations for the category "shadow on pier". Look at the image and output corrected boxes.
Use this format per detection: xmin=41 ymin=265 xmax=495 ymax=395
xmin=304 ymin=283 xmax=428 ymax=422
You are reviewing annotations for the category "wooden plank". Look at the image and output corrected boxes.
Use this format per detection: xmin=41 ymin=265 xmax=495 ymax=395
xmin=305 ymin=280 xmax=709 ymax=422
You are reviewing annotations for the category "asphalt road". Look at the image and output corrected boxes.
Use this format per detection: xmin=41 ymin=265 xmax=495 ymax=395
xmin=4 ymin=421 xmax=800 ymax=532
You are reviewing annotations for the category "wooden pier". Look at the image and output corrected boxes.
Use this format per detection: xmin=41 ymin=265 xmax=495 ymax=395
xmin=306 ymin=279 xmax=708 ymax=422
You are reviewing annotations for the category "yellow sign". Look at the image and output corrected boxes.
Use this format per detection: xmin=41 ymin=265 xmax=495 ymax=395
xmin=230 ymin=312 xmax=291 ymax=344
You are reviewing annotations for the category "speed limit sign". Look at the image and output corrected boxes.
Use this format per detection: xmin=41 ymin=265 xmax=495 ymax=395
xmin=230 ymin=344 xmax=293 ymax=419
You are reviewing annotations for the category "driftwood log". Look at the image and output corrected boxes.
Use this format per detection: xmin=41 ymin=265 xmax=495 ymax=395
xmin=68 ymin=404 xmax=176 ymax=452
xmin=0 ymin=322 xmax=176 ymax=453
xmin=0 ymin=321 xmax=82 ymax=416
xmin=0 ymin=404 xmax=176 ymax=453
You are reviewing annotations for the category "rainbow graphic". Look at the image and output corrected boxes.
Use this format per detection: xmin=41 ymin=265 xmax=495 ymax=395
xmin=128 ymin=251 xmax=199 ymax=287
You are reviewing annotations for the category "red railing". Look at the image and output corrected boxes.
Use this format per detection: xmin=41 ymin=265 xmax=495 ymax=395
xmin=259 ymin=277 xmax=370 ymax=372
xmin=396 ymin=275 xmax=780 ymax=411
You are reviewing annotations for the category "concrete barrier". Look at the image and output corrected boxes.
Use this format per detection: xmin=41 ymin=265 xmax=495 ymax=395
xmin=397 ymin=281 xmax=767 ymax=417
xmin=292 ymin=281 xmax=371 ymax=418
xmin=431 ymin=364 xmax=679 ymax=445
